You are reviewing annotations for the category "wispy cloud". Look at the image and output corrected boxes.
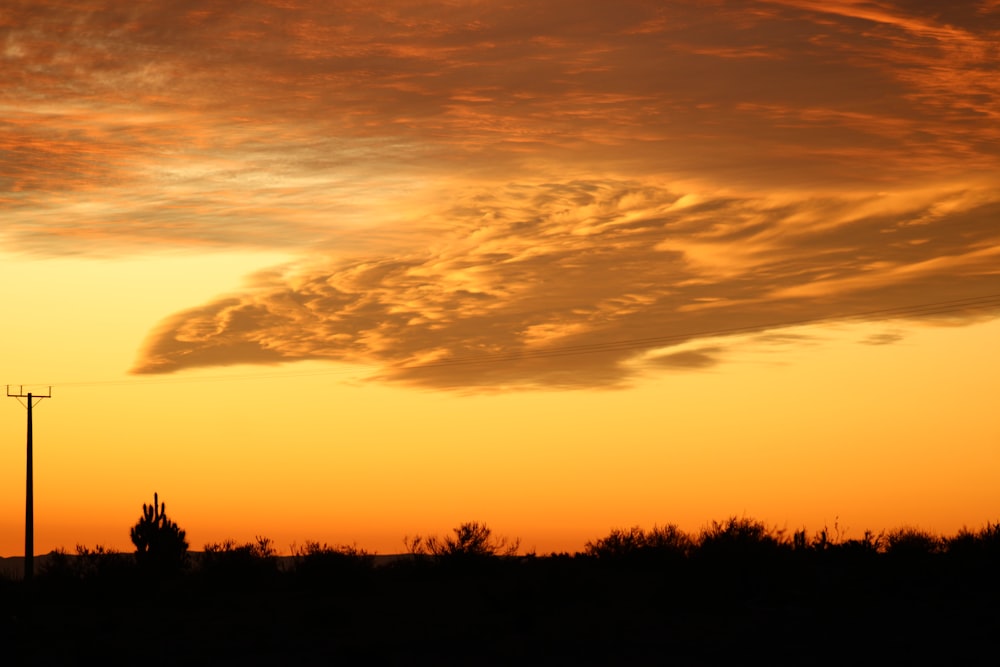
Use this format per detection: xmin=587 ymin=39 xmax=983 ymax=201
xmin=860 ymin=331 xmax=906 ymax=346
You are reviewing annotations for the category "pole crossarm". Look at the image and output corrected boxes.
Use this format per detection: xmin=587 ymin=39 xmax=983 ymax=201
xmin=6 ymin=385 xmax=52 ymax=398
xmin=7 ymin=386 xmax=52 ymax=409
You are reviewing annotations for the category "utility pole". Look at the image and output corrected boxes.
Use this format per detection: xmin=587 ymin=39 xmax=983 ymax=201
xmin=7 ymin=386 xmax=51 ymax=582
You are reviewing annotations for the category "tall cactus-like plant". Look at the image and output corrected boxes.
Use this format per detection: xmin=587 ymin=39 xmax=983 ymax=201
xmin=130 ymin=492 xmax=189 ymax=576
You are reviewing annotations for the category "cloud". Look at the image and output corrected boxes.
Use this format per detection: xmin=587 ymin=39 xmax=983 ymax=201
xmin=3 ymin=1 xmax=998 ymax=255
xmin=132 ymin=179 xmax=1000 ymax=389
xmin=647 ymin=347 xmax=725 ymax=370
xmin=860 ymin=331 xmax=906 ymax=346
xmin=4 ymin=1 xmax=999 ymax=388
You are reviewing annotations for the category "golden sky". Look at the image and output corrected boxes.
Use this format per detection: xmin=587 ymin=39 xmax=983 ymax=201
xmin=1 ymin=1 xmax=998 ymax=555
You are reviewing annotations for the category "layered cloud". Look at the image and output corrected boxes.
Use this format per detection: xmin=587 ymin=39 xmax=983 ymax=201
xmin=133 ymin=180 xmax=1000 ymax=388
xmin=4 ymin=0 xmax=998 ymax=254
xmin=3 ymin=1 xmax=998 ymax=387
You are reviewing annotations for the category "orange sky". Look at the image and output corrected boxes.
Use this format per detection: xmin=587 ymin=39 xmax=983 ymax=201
xmin=1 ymin=0 xmax=998 ymax=556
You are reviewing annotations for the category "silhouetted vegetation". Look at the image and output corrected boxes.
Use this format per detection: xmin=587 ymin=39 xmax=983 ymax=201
xmin=198 ymin=536 xmax=280 ymax=588
xmin=885 ymin=525 xmax=942 ymax=558
xmin=406 ymin=520 xmax=520 ymax=563
xmin=583 ymin=524 xmax=691 ymax=565
xmin=292 ymin=541 xmax=374 ymax=589
xmin=697 ymin=516 xmax=783 ymax=557
xmin=947 ymin=520 xmax=1000 ymax=560
xmin=129 ymin=492 xmax=189 ymax=578
xmin=38 ymin=544 xmax=133 ymax=587
xmin=5 ymin=516 xmax=1000 ymax=664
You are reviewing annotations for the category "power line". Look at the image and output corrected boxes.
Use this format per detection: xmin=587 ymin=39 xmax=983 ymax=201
xmin=24 ymin=291 xmax=1000 ymax=389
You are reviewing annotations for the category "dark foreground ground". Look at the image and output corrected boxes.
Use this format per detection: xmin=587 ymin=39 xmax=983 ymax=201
xmin=2 ymin=550 xmax=998 ymax=665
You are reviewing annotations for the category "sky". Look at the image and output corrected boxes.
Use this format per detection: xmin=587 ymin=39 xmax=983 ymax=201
xmin=1 ymin=0 xmax=998 ymax=557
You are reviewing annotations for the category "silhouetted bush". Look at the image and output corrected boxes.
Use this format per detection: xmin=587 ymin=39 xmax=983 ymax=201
xmin=946 ymin=521 xmax=1000 ymax=589
xmin=833 ymin=530 xmax=884 ymax=559
xmin=947 ymin=521 xmax=1000 ymax=557
xmin=644 ymin=524 xmax=693 ymax=553
xmin=697 ymin=516 xmax=784 ymax=559
xmin=584 ymin=524 xmax=692 ymax=565
xmin=199 ymin=536 xmax=279 ymax=586
xmin=75 ymin=544 xmax=134 ymax=582
xmin=406 ymin=521 xmax=519 ymax=570
xmin=885 ymin=527 xmax=942 ymax=559
xmin=129 ymin=493 xmax=189 ymax=578
xmin=584 ymin=526 xmax=646 ymax=559
xmin=37 ymin=548 xmax=78 ymax=586
xmin=292 ymin=541 xmax=374 ymax=589
xmin=36 ymin=545 xmax=135 ymax=596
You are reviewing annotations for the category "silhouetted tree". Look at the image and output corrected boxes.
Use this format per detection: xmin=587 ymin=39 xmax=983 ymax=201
xmin=130 ymin=492 xmax=188 ymax=577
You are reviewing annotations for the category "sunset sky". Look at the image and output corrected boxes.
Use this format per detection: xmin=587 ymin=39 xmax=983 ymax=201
xmin=2 ymin=0 xmax=999 ymax=557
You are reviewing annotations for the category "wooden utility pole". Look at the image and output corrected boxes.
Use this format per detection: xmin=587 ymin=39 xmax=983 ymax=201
xmin=7 ymin=386 xmax=51 ymax=582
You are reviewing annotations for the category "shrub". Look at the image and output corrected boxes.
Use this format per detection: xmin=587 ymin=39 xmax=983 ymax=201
xmin=646 ymin=524 xmax=694 ymax=555
xmin=584 ymin=526 xmax=647 ymax=559
xmin=696 ymin=516 xmax=787 ymax=567
xmin=38 ymin=548 xmax=78 ymax=586
xmin=292 ymin=541 xmax=374 ymax=587
xmin=885 ymin=527 xmax=942 ymax=558
xmin=584 ymin=524 xmax=692 ymax=563
xmin=199 ymin=536 xmax=279 ymax=584
xmin=831 ymin=530 xmax=884 ymax=563
xmin=948 ymin=521 xmax=1000 ymax=558
xmin=74 ymin=544 xmax=134 ymax=581
xmin=408 ymin=521 xmax=519 ymax=563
